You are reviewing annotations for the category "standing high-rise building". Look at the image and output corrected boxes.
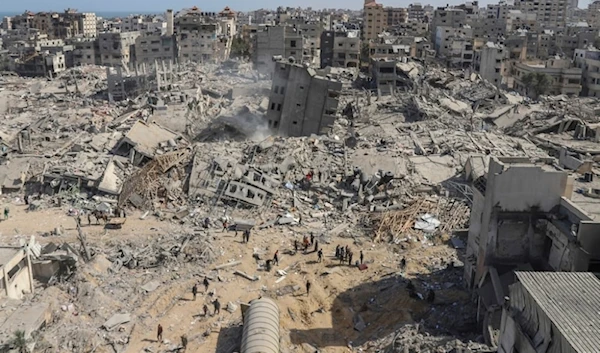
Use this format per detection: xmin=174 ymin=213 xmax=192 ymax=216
xmin=363 ymin=0 xmax=386 ymax=41
xmin=514 ymin=0 xmax=568 ymax=27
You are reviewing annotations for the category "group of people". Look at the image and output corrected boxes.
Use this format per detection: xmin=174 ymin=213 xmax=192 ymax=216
xmin=156 ymin=324 xmax=191 ymax=351
xmin=191 ymin=277 xmax=221 ymax=316
xmin=295 ymin=233 xmax=319 ymax=254
xmin=155 ymin=277 xmax=223 ymax=348
xmin=335 ymin=245 xmax=364 ymax=266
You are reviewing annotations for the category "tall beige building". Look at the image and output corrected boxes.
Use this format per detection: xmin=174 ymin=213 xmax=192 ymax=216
xmin=364 ymin=0 xmax=386 ymax=41
xmin=514 ymin=0 xmax=568 ymax=28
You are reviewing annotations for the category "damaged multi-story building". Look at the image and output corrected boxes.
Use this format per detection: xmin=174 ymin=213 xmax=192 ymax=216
xmin=174 ymin=6 xmax=237 ymax=63
xmin=98 ymin=31 xmax=140 ymax=68
xmin=320 ymin=28 xmax=361 ymax=68
xmin=265 ymin=60 xmax=342 ymax=137
xmin=463 ymin=155 xmax=600 ymax=345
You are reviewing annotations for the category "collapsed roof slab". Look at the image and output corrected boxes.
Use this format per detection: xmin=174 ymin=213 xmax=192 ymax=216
xmin=114 ymin=121 xmax=180 ymax=159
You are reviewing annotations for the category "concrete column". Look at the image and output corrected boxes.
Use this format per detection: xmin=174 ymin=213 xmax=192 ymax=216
xmin=2 ymin=267 xmax=9 ymax=297
xmin=25 ymin=250 xmax=34 ymax=295
xmin=166 ymin=9 xmax=174 ymax=37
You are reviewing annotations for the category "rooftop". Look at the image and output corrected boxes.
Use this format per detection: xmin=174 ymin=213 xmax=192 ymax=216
xmin=0 ymin=247 xmax=21 ymax=267
xmin=514 ymin=272 xmax=600 ymax=353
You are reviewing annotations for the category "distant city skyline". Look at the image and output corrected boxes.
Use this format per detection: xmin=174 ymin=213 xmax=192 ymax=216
xmin=0 ymin=0 xmax=592 ymax=14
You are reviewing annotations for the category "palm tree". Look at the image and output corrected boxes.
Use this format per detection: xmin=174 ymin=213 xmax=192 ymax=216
xmin=11 ymin=330 xmax=28 ymax=353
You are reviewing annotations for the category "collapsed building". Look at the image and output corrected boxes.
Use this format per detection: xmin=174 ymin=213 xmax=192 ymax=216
xmin=265 ymin=60 xmax=342 ymax=137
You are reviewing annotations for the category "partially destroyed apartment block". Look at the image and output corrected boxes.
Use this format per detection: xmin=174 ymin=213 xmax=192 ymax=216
xmin=266 ymin=61 xmax=342 ymax=137
xmin=463 ymin=156 xmax=600 ymax=344
xmin=0 ymin=246 xmax=34 ymax=300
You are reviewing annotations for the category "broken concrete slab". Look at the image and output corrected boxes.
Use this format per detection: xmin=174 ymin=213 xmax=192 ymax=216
xmin=214 ymin=261 xmax=242 ymax=270
xmin=102 ymin=313 xmax=131 ymax=331
xmin=141 ymin=281 xmax=161 ymax=293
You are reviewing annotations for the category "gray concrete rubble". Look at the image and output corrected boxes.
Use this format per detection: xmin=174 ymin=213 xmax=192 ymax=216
xmin=1 ymin=56 xmax=599 ymax=353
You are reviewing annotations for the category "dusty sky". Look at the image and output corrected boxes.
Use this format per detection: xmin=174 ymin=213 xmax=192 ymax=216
xmin=2 ymin=0 xmax=589 ymax=13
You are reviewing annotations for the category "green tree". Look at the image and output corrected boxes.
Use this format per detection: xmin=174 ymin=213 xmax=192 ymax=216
xmin=230 ymin=37 xmax=251 ymax=59
xmin=522 ymin=72 xmax=550 ymax=98
xmin=532 ymin=72 xmax=550 ymax=97
xmin=360 ymin=42 xmax=370 ymax=66
xmin=522 ymin=72 xmax=535 ymax=96
xmin=10 ymin=330 xmax=28 ymax=353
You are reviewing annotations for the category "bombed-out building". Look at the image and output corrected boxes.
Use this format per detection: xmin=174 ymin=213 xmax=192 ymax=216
xmin=463 ymin=155 xmax=600 ymax=345
xmin=265 ymin=60 xmax=342 ymax=137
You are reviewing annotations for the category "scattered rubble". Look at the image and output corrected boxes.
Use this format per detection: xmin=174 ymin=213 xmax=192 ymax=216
xmin=2 ymin=56 xmax=597 ymax=353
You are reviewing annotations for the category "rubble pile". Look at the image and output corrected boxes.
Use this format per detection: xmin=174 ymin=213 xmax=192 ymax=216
xmin=367 ymin=324 xmax=492 ymax=353
xmin=3 ymin=56 xmax=597 ymax=353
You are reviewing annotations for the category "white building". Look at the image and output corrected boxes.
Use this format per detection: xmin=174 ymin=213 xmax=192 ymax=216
xmin=474 ymin=42 xmax=506 ymax=86
xmin=78 ymin=13 xmax=97 ymax=37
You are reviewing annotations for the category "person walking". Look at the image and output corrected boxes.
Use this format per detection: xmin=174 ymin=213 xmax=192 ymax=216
xmin=339 ymin=248 xmax=345 ymax=264
xmin=317 ymin=249 xmax=323 ymax=263
xmin=203 ymin=277 xmax=209 ymax=292
xmin=348 ymin=251 xmax=353 ymax=266
xmin=203 ymin=304 xmax=209 ymax=316
xmin=335 ymin=245 xmax=340 ymax=258
xmin=192 ymin=283 xmax=198 ymax=301
xmin=213 ymin=299 xmax=221 ymax=315
xmin=273 ymin=250 xmax=279 ymax=265
xmin=306 ymin=280 xmax=311 ymax=296
xmin=310 ymin=233 xmax=315 ymax=245
xmin=222 ymin=220 xmax=228 ymax=232
xmin=157 ymin=324 xmax=163 ymax=342
xmin=181 ymin=334 xmax=188 ymax=351
xmin=360 ymin=250 xmax=364 ymax=265
xmin=294 ymin=240 xmax=298 ymax=252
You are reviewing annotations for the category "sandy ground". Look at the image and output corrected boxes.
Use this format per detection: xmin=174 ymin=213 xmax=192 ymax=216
xmin=0 ymin=197 xmax=466 ymax=353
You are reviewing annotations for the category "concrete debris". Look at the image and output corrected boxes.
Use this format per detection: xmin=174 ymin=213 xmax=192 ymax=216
xmin=141 ymin=281 xmax=161 ymax=293
xmin=103 ymin=313 xmax=132 ymax=331
xmin=226 ymin=301 xmax=238 ymax=313
xmin=1 ymin=52 xmax=588 ymax=353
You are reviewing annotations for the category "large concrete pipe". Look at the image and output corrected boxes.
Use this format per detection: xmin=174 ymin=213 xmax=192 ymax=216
xmin=241 ymin=298 xmax=280 ymax=353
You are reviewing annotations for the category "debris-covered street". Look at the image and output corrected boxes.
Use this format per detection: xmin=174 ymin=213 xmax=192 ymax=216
xmin=1 ymin=58 xmax=597 ymax=353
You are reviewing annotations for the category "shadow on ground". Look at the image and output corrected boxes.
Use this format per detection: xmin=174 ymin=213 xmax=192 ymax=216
xmin=289 ymin=264 xmax=479 ymax=348
xmin=215 ymin=322 xmax=243 ymax=353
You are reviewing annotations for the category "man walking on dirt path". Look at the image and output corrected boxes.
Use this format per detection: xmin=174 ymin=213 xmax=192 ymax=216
xmin=203 ymin=277 xmax=209 ymax=292
xmin=273 ymin=250 xmax=279 ymax=265
xmin=157 ymin=324 xmax=163 ymax=342
xmin=360 ymin=250 xmax=364 ymax=264
xmin=348 ymin=251 xmax=353 ymax=266
xmin=203 ymin=304 xmax=209 ymax=316
xmin=192 ymin=283 xmax=198 ymax=301
xmin=306 ymin=280 xmax=311 ymax=296
xmin=317 ymin=249 xmax=323 ymax=263
xmin=4 ymin=206 xmax=9 ymax=220
xmin=213 ymin=299 xmax=221 ymax=315
xmin=181 ymin=334 xmax=188 ymax=351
